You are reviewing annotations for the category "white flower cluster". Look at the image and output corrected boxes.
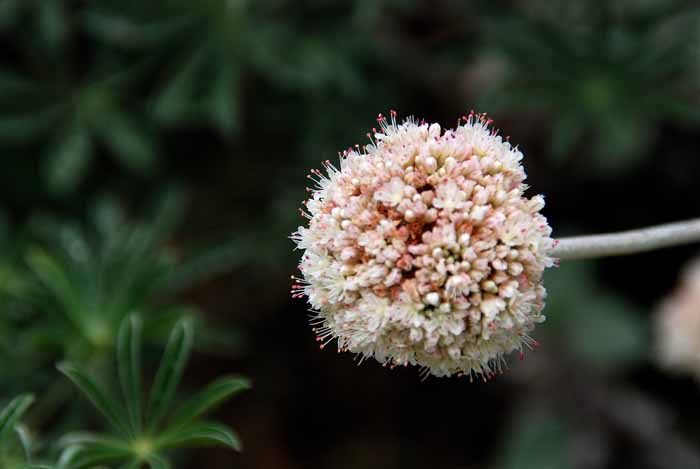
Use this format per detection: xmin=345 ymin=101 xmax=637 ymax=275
xmin=291 ymin=112 xmax=555 ymax=378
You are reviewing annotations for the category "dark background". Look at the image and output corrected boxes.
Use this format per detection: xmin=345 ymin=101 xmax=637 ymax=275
xmin=2 ymin=0 xmax=700 ymax=468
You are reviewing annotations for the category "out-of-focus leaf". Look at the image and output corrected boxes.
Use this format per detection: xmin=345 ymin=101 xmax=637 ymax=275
xmin=0 ymin=396 xmax=43 ymax=468
xmin=0 ymin=70 xmax=41 ymax=102
xmin=25 ymin=247 xmax=83 ymax=326
xmin=208 ymin=61 xmax=239 ymax=133
xmin=0 ymin=394 xmax=33 ymax=439
xmin=544 ymin=262 xmax=648 ymax=369
xmin=549 ymin=115 xmax=583 ymax=163
xmin=59 ymin=431 xmax=129 ymax=449
xmin=499 ymin=411 xmax=569 ymax=469
xmin=168 ymin=376 xmax=250 ymax=430
xmin=158 ymin=422 xmax=242 ymax=452
xmin=57 ymin=436 xmax=132 ymax=469
xmin=145 ymin=454 xmax=171 ymax=469
xmin=479 ymin=0 xmax=700 ymax=172
xmin=151 ymin=47 xmax=206 ymax=125
xmin=567 ymin=295 xmax=647 ymax=368
xmin=147 ymin=318 xmax=193 ymax=429
xmin=81 ymin=8 xmax=189 ymax=49
xmin=55 ymin=445 xmax=82 ymax=469
xmin=0 ymin=0 xmax=21 ymax=29
xmin=41 ymin=315 xmax=244 ymax=467
xmin=144 ymin=186 xmax=186 ymax=245
xmin=118 ymin=459 xmax=142 ymax=469
xmin=15 ymin=425 xmax=32 ymax=461
xmin=36 ymin=0 xmax=68 ymax=54
xmin=42 ymin=123 xmax=93 ymax=195
xmin=160 ymin=237 xmax=249 ymax=293
xmin=91 ymin=195 xmax=125 ymax=238
xmin=57 ymin=362 xmax=130 ymax=436
xmin=117 ymin=315 xmax=143 ymax=434
xmin=95 ymin=112 xmax=157 ymax=174
xmin=0 ymin=111 xmax=58 ymax=145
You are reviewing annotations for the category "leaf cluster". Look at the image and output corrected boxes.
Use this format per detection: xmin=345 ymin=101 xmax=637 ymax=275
xmin=0 ymin=0 xmax=416 ymax=195
xmin=0 ymin=316 xmax=249 ymax=469
xmin=0 ymin=189 xmax=248 ymax=430
xmin=56 ymin=315 xmax=250 ymax=469
xmin=476 ymin=0 xmax=700 ymax=170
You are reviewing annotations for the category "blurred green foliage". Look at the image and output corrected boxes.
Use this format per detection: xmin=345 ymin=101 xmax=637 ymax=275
xmin=0 ymin=0 xmax=698 ymax=467
xmin=56 ymin=316 xmax=249 ymax=469
xmin=0 ymin=394 xmax=43 ymax=469
xmin=1 ymin=0 xmax=698 ymax=188
xmin=0 ymin=318 xmax=248 ymax=469
xmin=0 ymin=0 xmax=419 ymax=195
xmin=476 ymin=0 xmax=700 ymax=170
xmin=495 ymin=263 xmax=650 ymax=469
xmin=2 ymin=190 xmax=237 ymax=351
xmin=499 ymin=410 xmax=569 ymax=469
xmin=544 ymin=262 xmax=648 ymax=370
xmin=0 ymin=188 xmax=248 ymax=466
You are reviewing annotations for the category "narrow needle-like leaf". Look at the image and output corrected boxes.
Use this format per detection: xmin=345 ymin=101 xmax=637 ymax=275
xmin=168 ymin=375 xmax=250 ymax=430
xmin=147 ymin=318 xmax=193 ymax=429
xmin=117 ymin=314 xmax=143 ymax=434
xmin=158 ymin=421 xmax=243 ymax=452
xmin=146 ymin=453 xmax=172 ymax=469
xmin=0 ymin=394 xmax=34 ymax=439
xmin=57 ymin=362 xmax=130 ymax=436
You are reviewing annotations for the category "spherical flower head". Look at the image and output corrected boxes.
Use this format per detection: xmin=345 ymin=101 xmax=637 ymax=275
xmin=655 ymin=258 xmax=700 ymax=381
xmin=291 ymin=111 xmax=555 ymax=378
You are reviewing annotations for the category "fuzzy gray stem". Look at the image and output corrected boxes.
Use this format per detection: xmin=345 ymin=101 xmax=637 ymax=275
xmin=551 ymin=218 xmax=700 ymax=260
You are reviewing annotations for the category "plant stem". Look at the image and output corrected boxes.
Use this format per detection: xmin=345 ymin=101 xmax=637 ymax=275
xmin=550 ymin=218 xmax=700 ymax=260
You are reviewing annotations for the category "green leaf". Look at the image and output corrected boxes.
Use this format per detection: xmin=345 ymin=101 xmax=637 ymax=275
xmin=42 ymin=122 xmax=93 ymax=195
xmin=0 ymin=0 xmax=21 ymax=29
xmin=593 ymin=114 xmax=651 ymax=171
xmin=168 ymin=375 xmax=250 ymax=429
xmin=117 ymin=315 xmax=143 ymax=434
xmin=57 ymin=442 xmax=131 ymax=469
xmin=57 ymin=362 xmax=130 ymax=436
xmin=37 ymin=0 xmax=69 ymax=54
xmin=146 ymin=453 xmax=171 ymax=469
xmin=161 ymin=237 xmax=249 ymax=293
xmin=58 ymin=432 xmax=132 ymax=467
xmin=207 ymin=62 xmax=239 ymax=134
xmin=25 ymin=247 xmax=84 ymax=328
xmin=568 ymin=297 xmax=647 ymax=368
xmin=56 ymin=445 xmax=83 ymax=469
xmin=15 ymin=425 xmax=33 ymax=462
xmin=80 ymin=10 xmax=141 ymax=48
xmin=499 ymin=411 xmax=568 ymax=469
xmin=0 ymin=69 xmax=41 ymax=102
xmin=151 ymin=47 xmax=206 ymax=124
xmin=548 ymin=114 xmax=583 ymax=163
xmin=0 ymin=394 xmax=33 ymax=439
xmin=118 ymin=459 xmax=143 ymax=469
xmin=544 ymin=262 xmax=648 ymax=369
xmin=59 ymin=431 xmax=130 ymax=448
xmin=95 ymin=112 xmax=157 ymax=174
xmin=147 ymin=318 xmax=193 ymax=429
xmin=91 ymin=195 xmax=126 ymax=242
xmin=145 ymin=186 xmax=186 ymax=246
xmin=0 ymin=111 xmax=57 ymax=145
xmin=158 ymin=422 xmax=242 ymax=452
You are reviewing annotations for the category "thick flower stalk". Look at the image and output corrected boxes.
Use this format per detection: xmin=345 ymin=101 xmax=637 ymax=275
xmin=291 ymin=112 xmax=555 ymax=378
